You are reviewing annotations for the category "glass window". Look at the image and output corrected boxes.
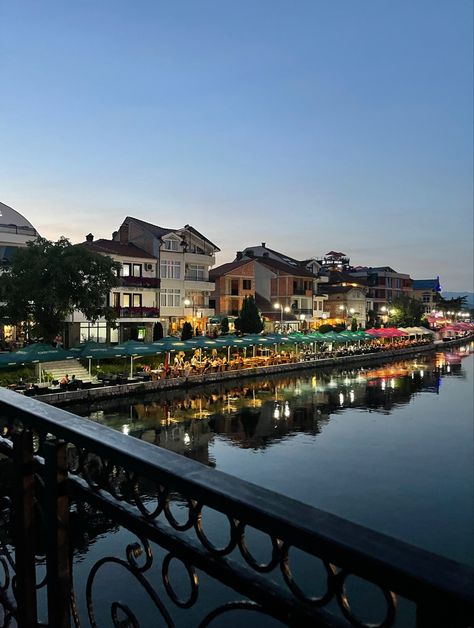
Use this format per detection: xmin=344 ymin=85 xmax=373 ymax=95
xmin=132 ymin=294 xmax=142 ymax=307
xmin=112 ymin=292 xmax=120 ymax=308
xmin=242 ymin=279 xmax=251 ymax=290
xmin=132 ymin=264 xmax=142 ymax=277
xmin=122 ymin=263 xmax=131 ymax=277
xmin=79 ymin=322 xmax=108 ymax=344
xmin=163 ymin=239 xmax=179 ymax=251
xmin=123 ymin=294 xmax=131 ymax=308
xmin=186 ymin=264 xmax=205 ymax=280
xmin=160 ymin=289 xmax=181 ymax=307
xmin=160 ymin=260 xmax=181 ymax=279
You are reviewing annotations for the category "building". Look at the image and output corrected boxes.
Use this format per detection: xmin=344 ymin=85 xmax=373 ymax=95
xmin=412 ymin=278 xmax=441 ymax=315
xmin=0 ymin=201 xmax=40 ymax=348
xmin=240 ymin=243 xmax=328 ymax=324
xmin=115 ymin=217 xmax=219 ymax=334
xmin=67 ymin=235 xmax=161 ymax=345
xmin=210 ymin=248 xmax=326 ymax=331
xmin=349 ymin=266 xmax=412 ymax=315
xmin=318 ymin=271 xmax=369 ymax=328
xmin=315 ymin=250 xmax=351 ymax=272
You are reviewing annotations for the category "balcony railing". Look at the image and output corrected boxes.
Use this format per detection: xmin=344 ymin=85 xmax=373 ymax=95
xmin=120 ymin=276 xmax=160 ymax=288
xmin=115 ymin=306 xmax=160 ymax=318
xmin=0 ymin=388 xmax=472 ymax=627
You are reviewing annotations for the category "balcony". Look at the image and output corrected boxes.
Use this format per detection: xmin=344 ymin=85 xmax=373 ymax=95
xmin=0 ymin=389 xmax=472 ymax=627
xmin=184 ymin=278 xmax=215 ymax=292
xmin=292 ymin=307 xmax=313 ymax=315
xmin=120 ymin=276 xmax=160 ymax=289
xmin=115 ymin=306 xmax=160 ymax=319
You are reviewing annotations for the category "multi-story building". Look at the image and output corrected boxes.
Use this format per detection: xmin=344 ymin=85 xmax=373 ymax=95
xmin=318 ymin=271 xmax=369 ymax=328
xmin=412 ymin=278 xmax=441 ymax=315
xmin=349 ymin=266 xmax=412 ymax=314
xmin=240 ymin=243 xmax=328 ymax=324
xmin=115 ymin=217 xmax=219 ymax=334
xmin=0 ymin=201 xmax=40 ymax=348
xmin=68 ymin=235 xmax=161 ymax=345
xmin=210 ymin=248 xmax=325 ymax=330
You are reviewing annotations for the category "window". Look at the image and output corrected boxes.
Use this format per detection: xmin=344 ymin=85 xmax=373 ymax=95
xmin=396 ymin=278 xmax=401 ymax=289
xmin=80 ymin=322 xmax=108 ymax=344
xmin=242 ymin=279 xmax=251 ymax=290
xmin=132 ymin=294 xmax=142 ymax=307
xmin=160 ymin=260 xmax=181 ymax=279
xmin=123 ymin=294 xmax=131 ymax=308
xmin=112 ymin=292 xmax=120 ymax=308
xmin=132 ymin=264 xmax=142 ymax=277
xmin=386 ymin=277 xmax=393 ymax=287
xmin=186 ymin=264 xmax=205 ymax=280
xmin=160 ymin=289 xmax=181 ymax=307
xmin=163 ymin=239 xmax=179 ymax=251
xmin=122 ymin=263 xmax=131 ymax=277
xmin=422 ymin=293 xmax=431 ymax=303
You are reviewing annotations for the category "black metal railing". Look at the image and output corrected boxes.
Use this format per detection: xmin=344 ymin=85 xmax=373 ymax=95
xmin=0 ymin=388 xmax=472 ymax=627
xmin=120 ymin=276 xmax=160 ymax=289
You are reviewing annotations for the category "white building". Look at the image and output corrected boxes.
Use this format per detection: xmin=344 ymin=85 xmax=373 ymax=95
xmin=0 ymin=201 xmax=40 ymax=348
xmin=115 ymin=217 xmax=219 ymax=335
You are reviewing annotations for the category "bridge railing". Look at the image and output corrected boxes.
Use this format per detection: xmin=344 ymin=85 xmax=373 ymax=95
xmin=0 ymin=387 xmax=472 ymax=627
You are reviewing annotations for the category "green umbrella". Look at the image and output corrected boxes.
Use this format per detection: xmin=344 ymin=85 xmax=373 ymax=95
xmin=5 ymin=343 xmax=77 ymax=365
xmin=114 ymin=340 xmax=162 ymax=378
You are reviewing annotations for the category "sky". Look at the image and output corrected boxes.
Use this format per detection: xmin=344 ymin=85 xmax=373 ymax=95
xmin=0 ymin=1 xmax=472 ymax=291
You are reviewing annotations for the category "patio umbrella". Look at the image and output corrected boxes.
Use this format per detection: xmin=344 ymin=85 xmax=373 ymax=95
xmin=72 ymin=341 xmax=123 ymax=376
xmin=0 ymin=343 xmax=78 ymax=381
xmin=114 ymin=340 xmax=161 ymax=378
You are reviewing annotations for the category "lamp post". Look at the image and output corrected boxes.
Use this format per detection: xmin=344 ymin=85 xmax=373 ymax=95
xmin=183 ymin=297 xmax=196 ymax=333
xmin=274 ymin=302 xmax=291 ymax=332
xmin=338 ymin=305 xmax=355 ymax=326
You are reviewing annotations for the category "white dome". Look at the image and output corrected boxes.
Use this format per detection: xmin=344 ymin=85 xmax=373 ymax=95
xmin=0 ymin=201 xmax=37 ymax=232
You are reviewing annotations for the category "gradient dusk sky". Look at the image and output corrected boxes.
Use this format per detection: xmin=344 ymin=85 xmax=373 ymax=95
xmin=1 ymin=1 xmax=472 ymax=290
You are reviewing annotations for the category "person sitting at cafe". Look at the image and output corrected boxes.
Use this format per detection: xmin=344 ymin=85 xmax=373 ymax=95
xmin=60 ymin=374 xmax=69 ymax=385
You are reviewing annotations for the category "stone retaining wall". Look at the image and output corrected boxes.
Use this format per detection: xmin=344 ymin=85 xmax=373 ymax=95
xmin=33 ymin=335 xmax=472 ymax=407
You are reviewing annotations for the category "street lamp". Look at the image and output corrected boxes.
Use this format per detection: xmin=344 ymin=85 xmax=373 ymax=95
xmin=274 ymin=302 xmax=291 ymax=330
xmin=183 ymin=297 xmax=196 ymax=331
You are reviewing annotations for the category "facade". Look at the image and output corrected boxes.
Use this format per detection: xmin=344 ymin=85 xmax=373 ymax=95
xmin=412 ymin=278 xmax=441 ymax=315
xmin=349 ymin=266 xmax=412 ymax=315
xmin=318 ymin=271 xmax=369 ymax=328
xmin=240 ymin=244 xmax=328 ymax=325
xmin=67 ymin=236 xmax=161 ymax=345
xmin=116 ymin=217 xmax=219 ymax=335
xmin=210 ymin=249 xmax=326 ymax=331
xmin=0 ymin=202 xmax=40 ymax=348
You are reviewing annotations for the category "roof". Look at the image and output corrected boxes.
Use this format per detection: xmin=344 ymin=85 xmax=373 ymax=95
xmin=123 ymin=216 xmax=176 ymax=239
xmin=318 ymin=285 xmax=363 ymax=295
xmin=124 ymin=217 xmax=220 ymax=252
xmin=253 ymin=255 xmax=317 ymax=278
xmin=182 ymin=224 xmax=220 ymax=252
xmin=325 ymin=251 xmax=348 ymax=258
xmin=412 ymin=279 xmax=440 ymax=291
xmin=325 ymin=270 xmax=367 ymax=286
xmin=209 ymin=258 xmax=253 ymax=280
xmin=244 ymin=244 xmax=309 ymax=268
xmin=80 ymin=239 xmax=156 ymax=259
xmin=0 ymin=201 xmax=38 ymax=232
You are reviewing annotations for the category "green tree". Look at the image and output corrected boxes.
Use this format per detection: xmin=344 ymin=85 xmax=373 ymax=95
xmin=389 ymin=295 xmax=426 ymax=327
xmin=220 ymin=317 xmax=229 ymax=334
xmin=153 ymin=322 xmax=164 ymax=340
xmin=351 ymin=317 xmax=358 ymax=331
xmin=436 ymin=295 xmax=467 ymax=314
xmin=181 ymin=321 xmax=193 ymax=340
xmin=318 ymin=324 xmax=333 ymax=334
xmin=0 ymin=237 xmax=120 ymax=342
xmin=235 ymin=296 xmax=263 ymax=334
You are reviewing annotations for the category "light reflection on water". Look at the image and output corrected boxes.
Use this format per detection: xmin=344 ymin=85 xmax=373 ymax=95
xmin=74 ymin=344 xmax=474 ymax=566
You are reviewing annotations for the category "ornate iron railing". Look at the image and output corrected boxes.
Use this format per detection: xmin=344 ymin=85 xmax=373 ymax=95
xmin=0 ymin=387 xmax=472 ymax=627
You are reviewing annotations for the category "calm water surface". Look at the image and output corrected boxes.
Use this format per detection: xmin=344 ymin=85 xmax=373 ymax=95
xmin=74 ymin=343 xmax=474 ymax=567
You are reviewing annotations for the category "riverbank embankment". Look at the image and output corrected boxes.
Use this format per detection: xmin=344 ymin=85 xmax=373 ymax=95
xmin=31 ymin=336 xmax=472 ymax=407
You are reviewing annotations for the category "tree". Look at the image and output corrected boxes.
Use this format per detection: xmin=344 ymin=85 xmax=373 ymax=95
xmin=318 ymin=324 xmax=333 ymax=334
xmin=436 ymin=295 xmax=468 ymax=314
xmin=0 ymin=237 xmax=120 ymax=342
xmin=181 ymin=322 xmax=193 ymax=340
xmin=351 ymin=317 xmax=358 ymax=331
xmin=235 ymin=296 xmax=263 ymax=334
xmin=220 ymin=317 xmax=229 ymax=334
xmin=153 ymin=322 xmax=164 ymax=341
xmin=389 ymin=295 xmax=425 ymax=327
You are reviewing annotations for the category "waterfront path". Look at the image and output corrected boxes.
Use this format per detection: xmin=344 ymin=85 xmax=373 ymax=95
xmin=31 ymin=335 xmax=473 ymax=406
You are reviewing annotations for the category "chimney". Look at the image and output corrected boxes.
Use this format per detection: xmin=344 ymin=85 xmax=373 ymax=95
xmin=261 ymin=242 xmax=266 ymax=248
xmin=119 ymin=223 xmax=129 ymax=243
xmin=85 ymin=233 xmax=94 ymax=243
xmin=236 ymin=251 xmax=243 ymax=260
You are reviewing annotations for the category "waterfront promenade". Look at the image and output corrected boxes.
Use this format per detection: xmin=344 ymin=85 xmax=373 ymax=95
xmin=32 ymin=335 xmax=473 ymax=406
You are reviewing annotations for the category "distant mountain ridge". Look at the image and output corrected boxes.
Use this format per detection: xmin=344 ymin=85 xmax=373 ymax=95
xmin=442 ymin=292 xmax=474 ymax=308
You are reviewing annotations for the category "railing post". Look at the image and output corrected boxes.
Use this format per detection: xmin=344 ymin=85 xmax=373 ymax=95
xmin=12 ymin=428 xmax=38 ymax=627
xmin=44 ymin=439 xmax=71 ymax=628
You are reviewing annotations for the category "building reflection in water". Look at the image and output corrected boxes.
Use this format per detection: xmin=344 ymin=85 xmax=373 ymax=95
xmin=74 ymin=344 xmax=473 ymax=469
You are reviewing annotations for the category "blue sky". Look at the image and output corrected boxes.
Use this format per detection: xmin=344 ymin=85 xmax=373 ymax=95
xmin=1 ymin=1 xmax=472 ymax=290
